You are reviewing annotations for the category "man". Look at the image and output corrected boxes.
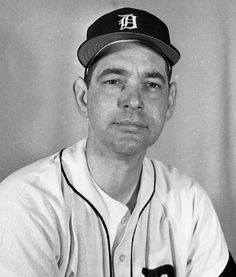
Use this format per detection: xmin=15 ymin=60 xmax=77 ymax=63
xmin=0 ymin=6 xmax=235 ymax=277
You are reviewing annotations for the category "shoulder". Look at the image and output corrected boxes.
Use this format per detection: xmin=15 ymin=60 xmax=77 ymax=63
xmin=150 ymin=158 xmax=206 ymax=200
xmin=0 ymin=138 xmax=86 ymax=203
xmin=0 ymin=139 xmax=86 ymax=230
xmin=0 ymin=151 xmax=63 ymax=239
xmin=0 ymin=151 xmax=61 ymax=203
xmin=0 ymin=139 xmax=87 ymax=258
xmin=148 ymin=158 xmax=216 ymax=232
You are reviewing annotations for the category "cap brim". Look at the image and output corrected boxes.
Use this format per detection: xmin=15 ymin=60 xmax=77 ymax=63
xmin=78 ymin=32 xmax=180 ymax=67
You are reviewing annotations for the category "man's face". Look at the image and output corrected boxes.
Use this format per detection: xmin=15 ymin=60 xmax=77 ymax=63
xmin=85 ymin=42 xmax=176 ymax=157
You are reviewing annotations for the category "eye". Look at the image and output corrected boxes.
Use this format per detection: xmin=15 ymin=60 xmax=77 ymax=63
xmin=146 ymin=81 xmax=161 ymax=89
xmin=105 ymin=79 xmax=121 ymax=85
xmin=102 ymin=79 xmax=124 ymax=88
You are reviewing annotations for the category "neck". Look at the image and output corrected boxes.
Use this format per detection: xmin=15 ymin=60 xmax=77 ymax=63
xmin=85 ymin=140 xmax=145 ymax=211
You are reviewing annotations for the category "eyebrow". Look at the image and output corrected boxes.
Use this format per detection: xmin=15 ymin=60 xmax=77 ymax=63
xmin=142 ymin=71 xmax=166 ymax=84
xmin=96 ymin=68 xmax=129 ymax=81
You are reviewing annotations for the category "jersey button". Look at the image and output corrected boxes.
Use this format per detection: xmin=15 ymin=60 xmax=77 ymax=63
xmin=119 ymin=254 xmax=126 ymax=262
xmin=121 ymin=216 xmax=127 ymax=225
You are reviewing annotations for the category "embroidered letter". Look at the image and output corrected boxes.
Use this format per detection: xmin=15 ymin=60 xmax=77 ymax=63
xmin=118 ymin=14 xmax=137 ymax=30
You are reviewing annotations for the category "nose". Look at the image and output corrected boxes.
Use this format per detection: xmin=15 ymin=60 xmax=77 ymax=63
xmin=118 ymin=84 xmax=144 ymax=111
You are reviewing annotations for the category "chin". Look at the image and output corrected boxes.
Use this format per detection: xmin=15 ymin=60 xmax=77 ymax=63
xmin=110 ymin=138 xmax=149 ymax=156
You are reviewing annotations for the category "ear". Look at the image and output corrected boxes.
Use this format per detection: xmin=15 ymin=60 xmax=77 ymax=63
xmin=73 ymin=77 xmax=88 ymax=118
xmin=165 ymin=82 xmax=177 ymax=121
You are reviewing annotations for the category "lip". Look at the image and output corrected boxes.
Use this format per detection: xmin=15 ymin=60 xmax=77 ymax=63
xmin=114 ymin=120 xmax=147 ymax=129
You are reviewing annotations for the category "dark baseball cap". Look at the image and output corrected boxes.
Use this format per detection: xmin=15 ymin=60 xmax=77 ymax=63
xmin=77 ymin=7 xmax=180 ymax=69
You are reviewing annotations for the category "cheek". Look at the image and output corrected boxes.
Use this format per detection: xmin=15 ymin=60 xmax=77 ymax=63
xmin=87 ymin=88 xmax=101 ymax=117
xmin=87 ymin=90 xmax=115 ymax=124
xmin=147 ymin=97 xmax=169 ymax=123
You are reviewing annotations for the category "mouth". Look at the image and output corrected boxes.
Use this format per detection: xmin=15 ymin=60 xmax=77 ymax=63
xmin=114 ymin=120 xmax=148 ymax=131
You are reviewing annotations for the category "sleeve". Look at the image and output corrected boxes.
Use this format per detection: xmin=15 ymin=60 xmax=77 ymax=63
xmin=0 ymin=183 xmax=61 ymax=277
xmin=186 ymin=187 xmax=230 ymax=277
xmin=219 ymin=252 xmax=236 ymax=277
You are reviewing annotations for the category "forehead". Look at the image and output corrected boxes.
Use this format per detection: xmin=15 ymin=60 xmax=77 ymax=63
xmin=92 ymin=42 xmax=168 ymax=77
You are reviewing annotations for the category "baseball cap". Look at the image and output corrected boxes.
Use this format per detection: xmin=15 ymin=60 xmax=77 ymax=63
xmin=77 ymin=7 xmax=180 ymax=70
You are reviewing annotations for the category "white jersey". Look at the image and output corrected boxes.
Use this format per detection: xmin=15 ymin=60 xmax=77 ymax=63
xmin=0 ymin=138 xmax=229 ymax=277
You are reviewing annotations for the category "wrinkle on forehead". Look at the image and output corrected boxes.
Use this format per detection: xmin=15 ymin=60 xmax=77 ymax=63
xmin=94 ymin=43 xmax=167 ymax=78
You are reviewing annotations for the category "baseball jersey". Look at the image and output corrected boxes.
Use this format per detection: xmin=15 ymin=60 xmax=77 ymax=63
xmin=0 ymin=138 xmax=231 ymax=276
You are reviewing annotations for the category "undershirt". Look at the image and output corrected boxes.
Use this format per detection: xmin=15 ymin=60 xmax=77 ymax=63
xmin=91 ymin=178 xmax=131 ymax=255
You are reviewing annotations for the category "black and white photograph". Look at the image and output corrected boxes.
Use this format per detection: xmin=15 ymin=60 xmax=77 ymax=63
xmin=0 ymin=0 xmax=236 ymax=276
